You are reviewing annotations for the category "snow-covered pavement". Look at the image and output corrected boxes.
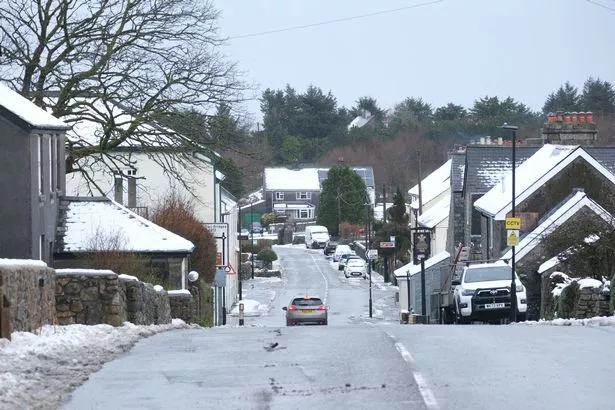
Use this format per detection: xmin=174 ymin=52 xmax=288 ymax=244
xmin=0 ymin=320 xmax=199 ymax=410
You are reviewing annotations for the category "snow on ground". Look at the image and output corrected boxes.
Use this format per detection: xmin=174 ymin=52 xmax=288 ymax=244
xmin=0 ymin=320 xmax=198 ymax=410
xmin=513 ymin=316 xmax=615 ymax=327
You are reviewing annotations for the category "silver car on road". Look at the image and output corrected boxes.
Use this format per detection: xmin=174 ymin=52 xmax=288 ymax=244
xmin=282 ymin=296 xmax=328 ymax=326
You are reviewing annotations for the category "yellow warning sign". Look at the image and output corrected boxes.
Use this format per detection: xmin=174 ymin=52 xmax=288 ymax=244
xmin=505 ymin=217 xmax=521 ymax=230
xmin=507 ymin=230 xmax=520 ymax=247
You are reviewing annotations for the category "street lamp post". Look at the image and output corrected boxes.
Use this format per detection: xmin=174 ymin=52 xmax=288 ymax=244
xmin=250 ymin=200 xmax=254 ymax=280
xmin=366 ymin=201 xmax=372 ymax=318
xmin=238 ymin=206 xmax=242 ymax=301
xmin=501 ymin=123 xmax=518 ymax=323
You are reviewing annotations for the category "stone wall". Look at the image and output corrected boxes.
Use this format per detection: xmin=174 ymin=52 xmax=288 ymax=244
xmin=121 ymin=278 xmax=171 ymax=325
xmin=55 ymin=269 xmax=172 ymax=327
xmin=169 ymin=290 xmax=194 ymax=323
xmin=0 ymin=261 xmax=56 ymax=337
xmin=55 ymin=269 xmax=123 ymax=326
xmin=542 ymin=274 xmax=611 ymax=319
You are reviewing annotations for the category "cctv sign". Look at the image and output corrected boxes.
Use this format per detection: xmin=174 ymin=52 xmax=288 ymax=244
xmin=505 ymin=217 xmax=521 ymax=231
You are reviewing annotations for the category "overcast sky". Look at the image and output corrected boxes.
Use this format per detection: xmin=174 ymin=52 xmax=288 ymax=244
xmin=218 ymin=0 xmax=614 ymax=122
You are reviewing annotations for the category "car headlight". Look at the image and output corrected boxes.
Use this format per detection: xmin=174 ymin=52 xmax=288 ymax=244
xmin=516 ymin=284 xmax=524 ymax=292
xmin=461 ymin=288 xmax=475 ymax=296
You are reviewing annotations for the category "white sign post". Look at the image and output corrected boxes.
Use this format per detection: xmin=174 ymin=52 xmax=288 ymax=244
xmin=204 ymin=223 xmax=229 ymax=267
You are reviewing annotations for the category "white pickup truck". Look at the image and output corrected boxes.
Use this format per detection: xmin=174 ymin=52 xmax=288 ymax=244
xmin=452 ymin=261 xmax=527 ymax=324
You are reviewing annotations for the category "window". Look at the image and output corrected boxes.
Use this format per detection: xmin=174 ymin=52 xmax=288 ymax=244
xmin=275 ymin=192 xmax=284 ymax=200
xmin=298 ymin=209 xmax=311 ymax=219
xmin=48 ymin=135 xmax=53 ymax=193
xmin=37 ymin=135 xmax=44 ymax=195
xmin=296 ymin=192 xmax=311 ymax=200
xmin=56 ymin=137 xmax=62 ymax=190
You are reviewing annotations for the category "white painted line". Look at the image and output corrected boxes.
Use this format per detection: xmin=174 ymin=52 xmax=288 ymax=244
xmin=387 ymin=332 xmax=439 ymax=410
xmin=309 ymin=253 xmax=330 ymax=304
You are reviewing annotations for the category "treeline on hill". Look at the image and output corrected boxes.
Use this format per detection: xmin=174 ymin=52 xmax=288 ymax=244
xmin=160 ymin=77 xmax=615 ymax=197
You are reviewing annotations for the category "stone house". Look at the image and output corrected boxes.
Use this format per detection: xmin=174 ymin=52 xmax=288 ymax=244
xmin=448 ymin=144 xmax=540 ymax=260
xmin=54 ymin=196 xmax=195 ymax=289
xmin=498 ymin=190 xmax=613 ymax=319
xmin=0 ymin=84 xmax=70 ymax=264
xmin=474 ymin=145 xmax=615 ymax=260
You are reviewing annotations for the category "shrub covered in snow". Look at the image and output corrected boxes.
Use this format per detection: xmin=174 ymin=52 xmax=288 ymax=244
xmin=558 ymin=280 xmax=580 ymax=319
xmin=257 ymin=248 xmax=278 ymax=269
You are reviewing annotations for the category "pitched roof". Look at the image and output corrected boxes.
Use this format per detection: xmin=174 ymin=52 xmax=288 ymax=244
xmin=0 ymin=83 xmax=69 ymax=130
xmin=263 ymin=166 xmax=375 ymax=191
xmin=500 ymin=191 xmax=612 ymax=262
xmin=55 ymin=197 xmax=194 ymax=253
xmin=394 ymin=251 xmax=450 ymax=278
xmin=408 ymin=159 xmax=451 ymax=209
xmin=464 ymin=145 xmax=540 ymax=194
xmin=475 ymin=145 xmax=615 ymax=219
xmin=418 ymin=195 xmax=450 ymax=228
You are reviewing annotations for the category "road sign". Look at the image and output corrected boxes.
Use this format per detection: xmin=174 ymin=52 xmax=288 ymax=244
xmin=366 ymin=249 xmax=378 ymax=260
xmin=204 ymin=223 xmax=229 ymax=267
xmin=505 ymin=217 xmax=521 ymax=230
xmin=380 ymin=242 xmax=395 ymax=248
xmin=507 ymin=230 xmax=520 ymax=246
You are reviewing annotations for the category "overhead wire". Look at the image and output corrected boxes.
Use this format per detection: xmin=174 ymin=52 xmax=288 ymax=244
xmin=228 ymin=0 xmax=444 ymax=40
xmin=586 ymin=0 xmax=615 ymax=12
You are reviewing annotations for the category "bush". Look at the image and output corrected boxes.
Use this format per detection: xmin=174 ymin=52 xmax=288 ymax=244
xmin=257 ymin=248 xmax=278 ymax=269
xmin=557 ymin=281 xmax=580 ymax=319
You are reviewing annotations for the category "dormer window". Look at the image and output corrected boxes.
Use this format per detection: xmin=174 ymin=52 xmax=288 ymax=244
xmin=275 ymin=192 xmax=284 ymax=200
xmin=296 ymin=192 xmax=311 ymax=200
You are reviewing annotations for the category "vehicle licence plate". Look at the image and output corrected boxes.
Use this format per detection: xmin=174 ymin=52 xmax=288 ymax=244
xmin=485 ymin=303 xmax=505 ymax=309
xmin=301 ymin=310 xmax=314 ymax=313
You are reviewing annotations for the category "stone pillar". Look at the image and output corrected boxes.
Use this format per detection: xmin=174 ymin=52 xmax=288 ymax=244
xmin=114 ymin=173 xmax=123 ymax=204
xmin=127 ymin=176 xmax=136 ymax=208
xmin=0 ymin=276 xmax=11 ymax=340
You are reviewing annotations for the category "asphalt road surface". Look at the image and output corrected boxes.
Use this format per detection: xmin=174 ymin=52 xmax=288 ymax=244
xmin=63 ymin=246 xmax=615 ymax=410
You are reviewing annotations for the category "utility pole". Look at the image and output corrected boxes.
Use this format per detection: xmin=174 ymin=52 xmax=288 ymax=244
xmin=337 ymin=185 xmax=341 ymax=237
xmin=250 ymin=200 xmax=254 ymax=280
xmin=367 ymin=202 xmax=372 ymax=318
xmin=382 ymin=184 xmax=388 ymax=282
xmin=238 ymin=206 xmax=242 ymax=301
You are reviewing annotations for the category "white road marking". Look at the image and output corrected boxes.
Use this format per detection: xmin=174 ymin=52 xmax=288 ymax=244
xmin=309 ymin=253 xmax=330 ymax=304
xmin=387 ymin=332 xmax=439 ymax=410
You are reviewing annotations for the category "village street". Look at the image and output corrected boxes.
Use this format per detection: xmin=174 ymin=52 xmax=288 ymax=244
xmin=61 ymin=246 xmax=615 ymax=410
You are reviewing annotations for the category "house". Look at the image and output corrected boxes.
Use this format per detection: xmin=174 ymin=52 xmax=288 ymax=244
xmin=347 ymin=110 xmax=375 ymax=131
xmin=0 ymin=83 xmax=70 ymax=263
xmin=54 ymin=197 xmax=195 ymax=289
xmin=417 ymin=195 xmax=450 ymax=256
xmin=262 ymin=166 xmax=376 ymax=221
xmin=448 ymin=144 xmax=540 ymax=259
xmin=474 ymin=145 xmax=615 ymax=260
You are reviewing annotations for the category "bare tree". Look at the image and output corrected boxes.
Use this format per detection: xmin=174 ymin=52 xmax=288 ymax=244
xmin=0 ymin=0 xmax=246 ymax=193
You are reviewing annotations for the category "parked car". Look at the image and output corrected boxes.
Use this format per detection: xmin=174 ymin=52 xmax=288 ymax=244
xmin=338 ymin=254 xmax=361 ymax=271
xmin=453 ymin=261 xmax=527 ymax=324
xmin=332 ymin=244 xmax=352 ymax=262
xmin=323 ymin=241 xmax=338 ymax=257
xmin=250 ymin=222 xmax=264 ymax=234
xmin=238 ymin=228 xmax=250 ymax=240
xmin=282 ymin=296 xmax=328 ymax=326
xmin=344 ymin=258 xmax=367 ymax=278
xmin=305 ymin=225 xmax=330 ymax=249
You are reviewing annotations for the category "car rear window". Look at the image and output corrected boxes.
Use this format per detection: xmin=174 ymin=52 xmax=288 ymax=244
xmin=347 ymin=259 xmax=364 ymax=266
xmin=292 ymin=298 xmax=323 ymax=306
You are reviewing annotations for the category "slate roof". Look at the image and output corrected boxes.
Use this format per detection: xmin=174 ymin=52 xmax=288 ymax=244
xmin=584 ymin=147 xmax=615 ymax=175
xmin=418 ymin=195 xmax=450 ymax=228
xmin=55 ymin=197 xmax=194 ymax=254
xmin=500 ymin=191 xmax=612 ymax=262
xmin=464 ymin=145 xmax=540 ymax=194
xmin=475 ymin=145 xmax=615 ymax=219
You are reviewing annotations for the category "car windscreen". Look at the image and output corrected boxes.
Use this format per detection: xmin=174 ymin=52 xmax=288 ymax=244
xmin=292 ymin=298 xmax=323 ymax=306
xmin=464 ymin=266 xmax=511 ymax=283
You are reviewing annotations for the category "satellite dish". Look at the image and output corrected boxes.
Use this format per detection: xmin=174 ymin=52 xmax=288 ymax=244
xmin=188 ymin=271 xmax=199 ymax=282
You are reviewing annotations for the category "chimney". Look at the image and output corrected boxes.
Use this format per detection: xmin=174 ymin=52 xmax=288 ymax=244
xmin=113 ymin=172 xmax=123 ymax=204
xmin=541 ymin=111 xmax=597 ymax=145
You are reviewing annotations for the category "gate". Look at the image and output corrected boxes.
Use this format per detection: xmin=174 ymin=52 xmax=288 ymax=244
xmin=0 ymin=276 xmax=11 ymax=340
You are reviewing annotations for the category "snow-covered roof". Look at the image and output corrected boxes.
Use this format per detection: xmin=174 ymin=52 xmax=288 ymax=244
xmin=0 ymin=83 xmax=69 ymax=130
xmin=408 ymin=159 xmax=451 ymax=210
xmin=239 ymin=198 xmax=265 ymax=211
xmin=418 ymin=195 xmax=450 ymax=228
xmin=500 ymin=191 xmax=612 ymax=262
xmin=475 ymin=145 xmax=615 ymax=220
xmin=347 ymin=113 xmax=374 ymax=130
xmin=264 ymin=168 xmax=321 ymax=191
xmin=394 ymin=251 xmax=450 ymax=278
xmin=56 ymin=197 xmax=194 ymax=253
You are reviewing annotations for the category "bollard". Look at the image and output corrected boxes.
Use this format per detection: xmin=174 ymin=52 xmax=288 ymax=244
xmin=238 ymin=302 xmax=244 ymax=326
xmin=400 ymin=310 xmax=409 ymax=324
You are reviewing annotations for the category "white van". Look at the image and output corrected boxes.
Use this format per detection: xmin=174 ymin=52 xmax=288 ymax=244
xmin=305 ymin=225 xmax=330 ymax=249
